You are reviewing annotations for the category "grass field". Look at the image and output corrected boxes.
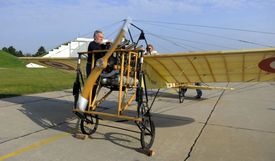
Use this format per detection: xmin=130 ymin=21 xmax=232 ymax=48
xmin=0 ymin=51 xmax=76 ymax=98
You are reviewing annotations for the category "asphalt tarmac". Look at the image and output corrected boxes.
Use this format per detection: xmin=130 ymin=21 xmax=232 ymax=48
xmin=0 ymin=82 xmax=275 ymax=161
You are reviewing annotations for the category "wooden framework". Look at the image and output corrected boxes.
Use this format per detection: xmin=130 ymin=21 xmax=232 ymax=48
xmin=73 ymin=49 xmax=142 ymax=122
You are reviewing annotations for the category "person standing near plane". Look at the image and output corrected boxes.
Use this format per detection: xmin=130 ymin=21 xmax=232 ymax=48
xmin=86 ymin=30 xmax=105 ymax=76
xmin=195 ymin=82 xmax=202 ymax=99
xmin=180 ymin=82 xmax=202 ymax=99
xmin=145 ymin=44 xmax=158 ymax=55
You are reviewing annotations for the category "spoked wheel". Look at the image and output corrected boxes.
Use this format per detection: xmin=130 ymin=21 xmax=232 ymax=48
xmin=179 ymin=88 xmax=185 ymax=103
xmin=140 ymin=116 xmax=155 ymax=149
xmin=80 ymin=114 xmax=99 ymax=135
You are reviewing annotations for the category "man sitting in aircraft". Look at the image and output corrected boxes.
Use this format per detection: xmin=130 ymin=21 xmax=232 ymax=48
xmin=145 ymin=44 xmax=158 ymax=55
xmin=86 ymin=30 xmax=111 ymax=103
xmin=86 ymin=30 xmax=107 ymax=76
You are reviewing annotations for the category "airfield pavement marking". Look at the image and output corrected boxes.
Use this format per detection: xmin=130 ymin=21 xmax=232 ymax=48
xmin=0 ymin=133 xmax=70 ymax=161
xmin=0 ymin=90 xmax=103 ymax=161
xmin=0 ymin=91 xmax=76 ymax=161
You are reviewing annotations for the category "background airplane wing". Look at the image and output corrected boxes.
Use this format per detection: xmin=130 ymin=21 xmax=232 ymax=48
xmin=19 ymin=57 xmax=83 ymax=71
xmin=144 ymin=48 xmax=275 ymax=89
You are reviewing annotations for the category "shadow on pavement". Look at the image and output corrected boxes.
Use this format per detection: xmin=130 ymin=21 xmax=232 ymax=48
xmin=2 ymin=94 xmax=194 ymax=133
xmin=2 ymin=95 xmax=75 ymax=133
xmin=1 ymin=94 xmax=195 ymax=153
xmin=0 ymin=94 xmax=21 ymax=99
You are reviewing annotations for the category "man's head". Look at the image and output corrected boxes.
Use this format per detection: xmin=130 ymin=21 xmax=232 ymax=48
xmin=147 ymin=44 xmax=154 ymax=52
xmin=93 ymin=30 xmax=104 ymax=44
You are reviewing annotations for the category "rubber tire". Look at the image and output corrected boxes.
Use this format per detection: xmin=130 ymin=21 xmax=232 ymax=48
xmin=80 ymin=115 xmax=99 ymax=135
xmin=140 ymin=119 xmax=155 ymax=149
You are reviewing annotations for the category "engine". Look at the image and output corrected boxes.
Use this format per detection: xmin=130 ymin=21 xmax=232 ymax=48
xmin=99 ymin=52 xmax=138 ymax=90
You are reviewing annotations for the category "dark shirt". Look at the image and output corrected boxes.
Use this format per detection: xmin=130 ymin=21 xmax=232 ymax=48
xmin=87 ymin=41 xmax=106 ymax=64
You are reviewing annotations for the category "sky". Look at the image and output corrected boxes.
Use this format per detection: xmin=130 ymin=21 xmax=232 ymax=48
xmin=1 ymin=0 xmax=275 ymax=54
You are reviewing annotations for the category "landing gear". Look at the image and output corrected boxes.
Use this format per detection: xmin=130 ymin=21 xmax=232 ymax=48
xmin=179 ymin=88 xmax=186 ymax=103
xmin=140 ymin=112 xmax=155 ymax=149
xmin=80 ymin=114 xmax=99 ymax=135
xmin=136 ymin=73 xmax=156 ymax=150
xmin=72 ymin=55 xmax=99 ymax=136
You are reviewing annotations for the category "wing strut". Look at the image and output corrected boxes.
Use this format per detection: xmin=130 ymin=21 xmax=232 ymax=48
xmin=142 ymin=72 xmax=160 ymax=112
xmin=149 ymin=89 xmax=160 ymax=112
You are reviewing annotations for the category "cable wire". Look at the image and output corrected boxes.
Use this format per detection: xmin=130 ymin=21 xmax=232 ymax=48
xmin=146 ymin=32 xmax=235 ymax=50
xmin=146 ymin=32 xmax=204 ymax=50
xmin=135 ymin=19 xmax=275 ymax=35
xmin=139 ymin=22 xmax=274 ymax=48
xmin=146 ymin=33 xmax=195 ymax=51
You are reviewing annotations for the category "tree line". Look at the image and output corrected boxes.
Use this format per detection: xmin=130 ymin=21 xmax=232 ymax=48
xmin=1 ymin=46 xmax=47 ymax=57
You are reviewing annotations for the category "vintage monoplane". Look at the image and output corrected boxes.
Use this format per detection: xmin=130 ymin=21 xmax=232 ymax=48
xmin=20 ymin=19 xmax=275 ymax=151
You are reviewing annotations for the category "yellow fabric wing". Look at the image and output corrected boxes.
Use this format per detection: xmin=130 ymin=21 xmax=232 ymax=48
xmin=143 ymin=48 xmax=275 ymax=89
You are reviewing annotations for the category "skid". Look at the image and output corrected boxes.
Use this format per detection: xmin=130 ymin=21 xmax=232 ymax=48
xmin=73 ymin=109 xmax=143 ymax=122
